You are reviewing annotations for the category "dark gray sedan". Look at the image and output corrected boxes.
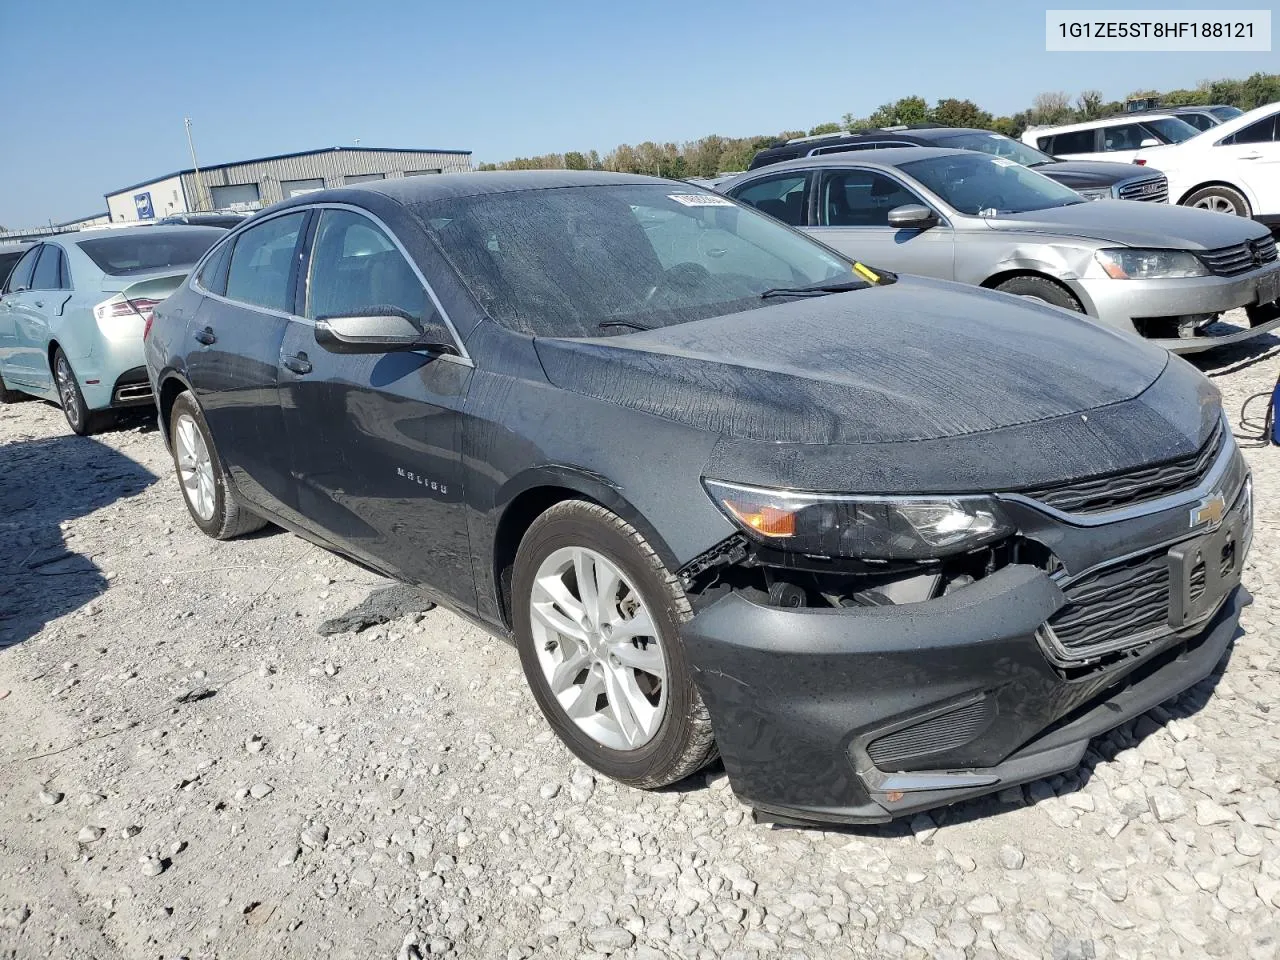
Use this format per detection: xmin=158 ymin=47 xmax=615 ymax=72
xmin=145 ymin=171 xmax=1250 ymax=824
xmin=721 ymin=148 xmax=1280 ymax=353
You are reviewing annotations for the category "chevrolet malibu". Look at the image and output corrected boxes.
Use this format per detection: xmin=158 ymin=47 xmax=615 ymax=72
xmin=721 ymin=148 xmax=1280 ymax=352
xmin=145 ymin=172 xmax=1251 ymax=824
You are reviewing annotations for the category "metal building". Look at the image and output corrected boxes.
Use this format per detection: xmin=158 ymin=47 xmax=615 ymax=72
xmin=103 ymin=145 xmax=472 ymax=222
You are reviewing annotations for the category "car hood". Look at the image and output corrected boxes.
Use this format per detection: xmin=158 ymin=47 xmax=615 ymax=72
xmin=534 ymin=277 xmax=1169 ymax=446
xmin=988 ymin=200 xmax=1270 ymax=248
xmin=1036 ymin=158 xmax=1163 ymax=187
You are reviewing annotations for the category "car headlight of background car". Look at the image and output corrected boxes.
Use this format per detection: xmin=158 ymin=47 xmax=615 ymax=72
xmin=703 ymin=480 xmax=1014 ymax=560
xmin=1095 ymin=248 xmax=1209 ymax=280
xmin=1075 ymin=187 xmax=1112 ymax=202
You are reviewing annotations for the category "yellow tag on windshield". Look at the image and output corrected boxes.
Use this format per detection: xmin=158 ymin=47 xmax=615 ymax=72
xmin=853 ymin=262 xmax=880 ymax=284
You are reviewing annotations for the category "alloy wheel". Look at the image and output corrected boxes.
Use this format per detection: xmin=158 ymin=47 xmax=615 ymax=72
xmin=175 ymin=413 xmax=216 ymax=522
xmin=1193 ymin=195 xmax=1238 ymax=215
xmin=529 ymin=546 xmax=668 ymax=751
xmin=54 ymin=355 xmax=81 ymax=429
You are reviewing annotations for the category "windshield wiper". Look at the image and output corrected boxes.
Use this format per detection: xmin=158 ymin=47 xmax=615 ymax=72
xmin=597 ymin=319 xmax=653 ymax=332
xmin=760 ymin=279 xmax=869 ymax=300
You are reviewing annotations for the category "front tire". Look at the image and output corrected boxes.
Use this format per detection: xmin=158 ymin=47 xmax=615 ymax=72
xmin=994 ymin=275 xmax=1084 ymax=313
xmin=512 ymin=500 xmax=717 ymax=788
xmin=169 ymin=391 xmax=267 ymax=540
xmin=53 ymin=348 xmax=112 ymax=435
xmin=1183 ymin=184 xmax=1251 ymax=218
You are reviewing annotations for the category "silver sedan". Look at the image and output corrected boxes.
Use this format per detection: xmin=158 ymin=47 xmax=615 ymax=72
xmin=720 ymin=147 xmax=1280 ymax=353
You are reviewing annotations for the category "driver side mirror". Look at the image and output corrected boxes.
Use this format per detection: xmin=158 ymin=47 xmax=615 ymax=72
xmin=1139 ymin=138 xmax=1160 ymax=148
xmin=887 ymin=204 xmax=938 ymax=230
xmin=314 ymin=308 xmax=458 ymax=355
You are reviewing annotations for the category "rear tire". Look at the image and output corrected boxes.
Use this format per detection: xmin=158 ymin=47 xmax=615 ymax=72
xmin=994 ymin=276 xmax=1084 ymax=313
xmin=169 ymin=390 xmax=267 ymax=540
xmin=1182 ymin=185 xmax=1251 ymax=218
xmin=52 ymin=348 xmax=113 ymax=435
xmin=512 ymin=500 xmax=717 ymax=789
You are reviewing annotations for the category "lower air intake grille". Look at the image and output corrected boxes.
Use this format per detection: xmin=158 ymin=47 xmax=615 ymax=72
xmin=867 ymin=697 xmax=997 ymax=767
xmin=1044 ymin=550 xmax=1171 ymax=662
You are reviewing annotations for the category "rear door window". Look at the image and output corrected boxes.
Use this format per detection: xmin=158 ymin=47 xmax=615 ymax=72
xmin=224 ymin=213 xmax=307 ymax=313
xmin=195 ymin=238 xmax=234 ymax=296
xmin=1222 ymin=114 xmax=1277 ymax=145
xmin=4 ymin=246 xmax=40 ymax=293
xmin=30 ymin=245 xmax=64 ymax=290
xmin=729 ymin=174 xmax=811 ymax=226
xmin=1046 ymin=129 xmax=1097 ymax=154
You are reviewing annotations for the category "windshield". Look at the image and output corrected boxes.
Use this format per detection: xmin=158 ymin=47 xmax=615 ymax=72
xmin=900 ymin=153 xmax=1086 ymax=215
xmin=934 ymin=132 xmax=1055 ymax=167
xmin=1209 ymin=105 xmax=1244 ymax=121
xmin=76 ymin=228 xmax=226 ymax=276
xmin=0 ymin=250 xmax=24 ymax=287
xmin=417 ymin=184 xmax=857 ymax=338
xmin=1145 ymin=117 xmax=1201 ymax=144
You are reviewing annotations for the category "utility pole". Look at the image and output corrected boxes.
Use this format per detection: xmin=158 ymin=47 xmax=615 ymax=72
xmin=184 ymin=117 xmax=211 ymax=212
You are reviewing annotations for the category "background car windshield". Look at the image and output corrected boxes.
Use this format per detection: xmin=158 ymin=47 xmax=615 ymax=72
xmin=418 ymin=184 xmax=850 ymax=337
xmin=1145 ymin=117 xmax=1201 ymax=143
xmin=900 ymin=154 xmax=1085 ymax=215
xmin=77 ymin=228 xmax=226 ymax=276
xmin=934 ymin=132 xmax=1054 ymax=167
xmin=1209 ymin=105 xmax=1244 ymax=121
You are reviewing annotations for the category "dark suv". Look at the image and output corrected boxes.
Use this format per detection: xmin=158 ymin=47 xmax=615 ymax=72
xmin=749 ymin=126 xmax=1169 ymax=202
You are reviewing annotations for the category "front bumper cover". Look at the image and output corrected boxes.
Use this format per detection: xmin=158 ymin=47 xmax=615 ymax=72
xmin=683 ymin=562 xmax=1242 ymax=826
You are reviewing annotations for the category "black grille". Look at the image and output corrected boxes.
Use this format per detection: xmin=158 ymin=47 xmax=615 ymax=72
xmin=867 ymin=697 xmax=996 ymax=767
xmin=1045 ymin=550 xmax=1171 ymax=660
xmin=1198 ymin=236 xmax=1278 ymax=277
xmin=1117 ymin=176 xmax=1168 ymax=203
xmin=1020 ymin=419 xmax=1223 ymax=514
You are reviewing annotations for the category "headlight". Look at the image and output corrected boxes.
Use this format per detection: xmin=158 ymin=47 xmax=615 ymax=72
xmin=1075 ymin=187 xmax=1112 ymax=201
xmin=703 ymin=480 xmax=1014 ymax=560
xmin=1095 ymin=248 xmax=1208 ymax=279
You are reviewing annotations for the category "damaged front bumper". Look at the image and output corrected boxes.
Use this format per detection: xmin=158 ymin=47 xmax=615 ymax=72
xmin=683 ymin=559 xmax=1243 ymax=826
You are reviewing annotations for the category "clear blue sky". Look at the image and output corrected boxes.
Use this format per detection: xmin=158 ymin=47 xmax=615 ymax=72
xmin=0 ymin=0 xmax=1273 ymax=226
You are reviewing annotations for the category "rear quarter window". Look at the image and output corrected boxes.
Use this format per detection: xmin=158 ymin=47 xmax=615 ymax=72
xmin=76 ymin=229 xmax=226 ymax=276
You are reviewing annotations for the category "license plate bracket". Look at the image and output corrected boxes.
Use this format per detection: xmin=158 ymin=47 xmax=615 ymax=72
xmin=1168 ymin=515 xmax=1242 ymax=628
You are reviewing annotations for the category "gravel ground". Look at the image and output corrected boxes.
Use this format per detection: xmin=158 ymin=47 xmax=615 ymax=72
xmin=1 ymin=319 xmax=1278 ymax=960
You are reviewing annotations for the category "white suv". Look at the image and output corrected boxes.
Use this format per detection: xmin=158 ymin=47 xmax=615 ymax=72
xmin=1022 ymin=114 xmax=1202 ymax=164
xmin=1132 ymin=102 xmax=1280 ymax=225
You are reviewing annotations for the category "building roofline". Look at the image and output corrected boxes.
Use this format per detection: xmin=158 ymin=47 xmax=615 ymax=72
xmin=104 ymin=145 xmax=474 ymax=198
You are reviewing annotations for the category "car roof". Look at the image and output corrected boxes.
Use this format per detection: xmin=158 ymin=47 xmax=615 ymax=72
xmin=59 ymin=224 xmax=226 ymax=244
xmin=732 ymin=146 xmax=966 ymax=177
xmin=271 ymin=169 xmax=671 ymax=213
xmin=1028 ymin=113 xmax=1181 ymax=135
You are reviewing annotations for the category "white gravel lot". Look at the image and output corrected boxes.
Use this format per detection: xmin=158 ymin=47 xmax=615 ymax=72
xmin=1 ymin=319 xmax=1278 ymax=960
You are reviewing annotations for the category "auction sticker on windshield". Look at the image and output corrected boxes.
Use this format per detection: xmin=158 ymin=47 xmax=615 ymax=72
xmin=668 ymin=194 xmax=735 ymax=207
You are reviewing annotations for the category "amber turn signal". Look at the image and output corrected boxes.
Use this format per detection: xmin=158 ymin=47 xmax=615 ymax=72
xmin=722 ymin=499 xmax=797 ymax=538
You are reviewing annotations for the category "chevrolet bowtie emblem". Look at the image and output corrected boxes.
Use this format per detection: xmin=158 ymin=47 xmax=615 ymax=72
xmin=1191 ymin=493 xmax=1226 ymax=527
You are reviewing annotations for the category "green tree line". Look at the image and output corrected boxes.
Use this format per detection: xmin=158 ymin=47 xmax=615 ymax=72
xmin=476 ymin=72 xmax=1280 ymax=178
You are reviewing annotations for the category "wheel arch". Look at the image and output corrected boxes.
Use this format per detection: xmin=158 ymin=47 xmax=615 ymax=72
xmin=979 ymin=269 xmax=1088 ymax=312
xmin=156 ymin=371 xmax=195 ymax=448
xmin=1176 ymin=179 xmax=1256 ymax=214
xmin=489 ymin=466 xmax=680 ymax=631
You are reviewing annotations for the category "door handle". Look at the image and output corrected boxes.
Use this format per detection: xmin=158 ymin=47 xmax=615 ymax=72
xmin=193 ymin=327 xmax=216 ymax=345
xmin=283 ymin=352 xmax=312 ymax=375
xmin=34 ymin=300 xmax=43 ymax=308
xmin=1241 ymin=152 xmax=1263 ymax=160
